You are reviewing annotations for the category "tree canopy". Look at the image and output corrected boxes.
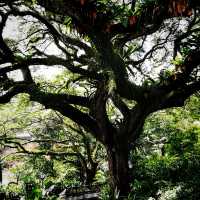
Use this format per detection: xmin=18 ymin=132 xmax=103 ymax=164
xmin=0 ymin=0 xmax=200 ymax=198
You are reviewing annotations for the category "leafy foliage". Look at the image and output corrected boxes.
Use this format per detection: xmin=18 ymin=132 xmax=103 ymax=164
xmin=0 ymin=0 xmax=200 ymax=198
xmin=129 ymin=95 xmax=200 ymax=200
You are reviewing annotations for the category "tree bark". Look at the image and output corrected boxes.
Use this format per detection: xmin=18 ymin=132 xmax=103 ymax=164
xmin=85 ymin=162 xmax=98 ymax=186
xmin=106 ymin=143 xmax=130 ymax=199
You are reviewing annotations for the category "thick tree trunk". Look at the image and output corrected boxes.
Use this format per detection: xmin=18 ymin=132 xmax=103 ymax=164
xmin=106 ymin=144 xmax=131 ymax=199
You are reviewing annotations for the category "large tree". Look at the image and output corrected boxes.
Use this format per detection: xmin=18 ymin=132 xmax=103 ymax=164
xmin=0 ymin=0 xmax=200 ymax=197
